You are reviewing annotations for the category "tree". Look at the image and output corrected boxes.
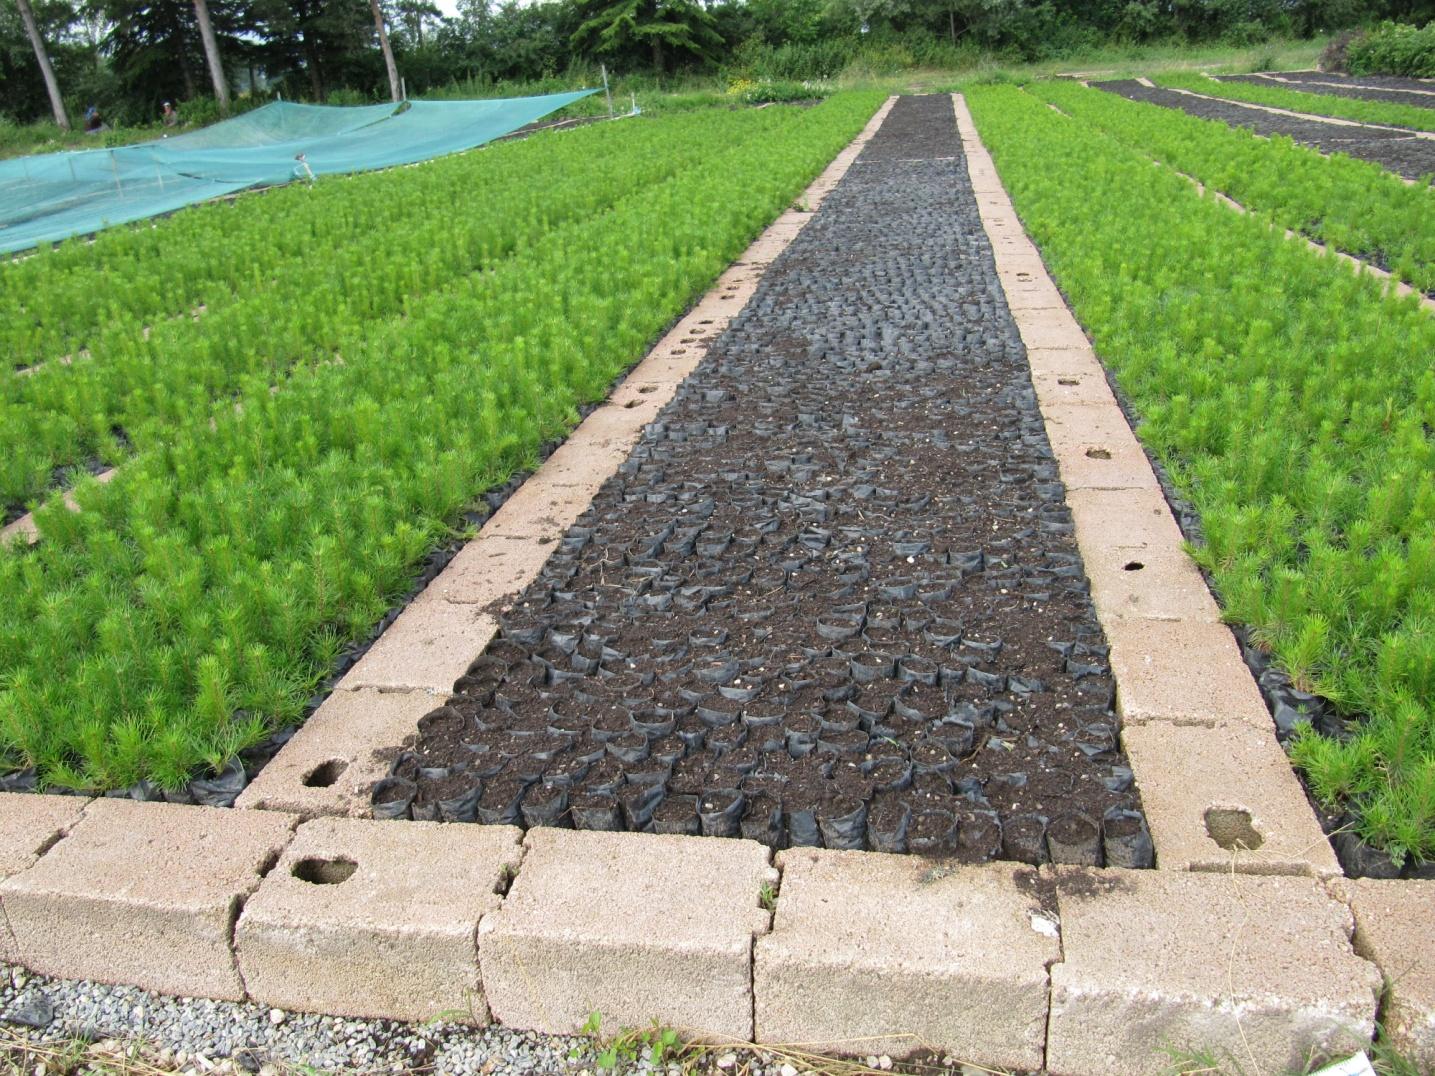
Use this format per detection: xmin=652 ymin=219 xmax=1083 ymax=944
xmin=14 ymin=0 xmax=68 ymax=128
xmin=192 ymin=0 xmax=231 ymax=113
xmin=370 ymin=0 xmax=400 ymax=99
xmin=572 ymin=0 xmax=723 ymax=73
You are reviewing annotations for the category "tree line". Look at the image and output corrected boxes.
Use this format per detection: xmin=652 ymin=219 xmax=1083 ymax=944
xmin=5 ymin=0 xmax=1433 ymax=130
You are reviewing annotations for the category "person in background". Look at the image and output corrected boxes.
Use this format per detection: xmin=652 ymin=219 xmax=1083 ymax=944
xmin=162 ymin=101 xmax=180 ymax=127
xmin=83 ymin=104 xmax=105 ymax=133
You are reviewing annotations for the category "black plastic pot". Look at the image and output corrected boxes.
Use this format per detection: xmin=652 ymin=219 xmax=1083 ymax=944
xmin=652 ymin=794 xmax=701 ymax=835
xmin=571 ymin=793 xmax=623 ymax=831
xmin=740 ymin=796 xmax=783 ymax=847
xmin=618 ymin=783 xmax=664 ymax=831
xmin=867 ymin=795 xmax=910 ymax=854
xmin=784 ymin=804 xmax=822 ymax=848
xmin=370 ymin=776 xmax=417 ymax=821
xmin=817 ymin=795 xmax=868 ymax=851
xmin=521 ymin=781 xmax=571 ymax=828
xmin=1046 ymin=812 xmax=1103 ymax=866
xmin=908 ymin=809 xmax=957 ymax=856
xmin=476 ymin=776 xmax=530 ymax=826
xmin=699 ymin=788 xmax=746 ymax=838
xmin=1102 ymin=809 xmax=1154 ymax=869
xmin=954 ymin=809 xmax=1003 ymax=862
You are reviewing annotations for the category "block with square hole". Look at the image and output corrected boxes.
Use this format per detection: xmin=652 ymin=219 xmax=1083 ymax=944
xmin=0 ymin=799 xmax=297 ymax=1000
xmin=235 ymin=817 xmax=523 ymax=1023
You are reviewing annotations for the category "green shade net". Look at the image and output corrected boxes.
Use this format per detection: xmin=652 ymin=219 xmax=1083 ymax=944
xmin=0 ymin=92 xmax=595 ymax=255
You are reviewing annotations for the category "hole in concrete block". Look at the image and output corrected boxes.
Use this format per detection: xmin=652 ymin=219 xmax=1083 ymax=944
xmin=302 ymin=759 xmax=347 ymax=788
xmin=1085 ymin=447 xmax=1112 ymax=460
xmin=639 ymin=385 xmax=657 ymax=394
xmin=1058 ymin=378 xmax=1079 ymax=386
xmin=1205 ymin=808 xmax=1264 ymax=851
xmin=624 ymin=400 xmax=640 ymax=409
xmin=1123 ymin=561 xmax=1145 ymax=571
xmin=292 ymin=857 xmax=358 ymax=885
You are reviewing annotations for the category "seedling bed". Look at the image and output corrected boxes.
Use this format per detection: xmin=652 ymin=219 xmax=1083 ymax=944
xmin=1269 ymin=70 xmax=1435 ymax=95
xmin=384 ymin=96 xmax=1149 ymax=865
xmin=1218 ymin=73 xmax=1435 ymax=110
xmin=1096 ymin=79 xmax=1435 ymax=181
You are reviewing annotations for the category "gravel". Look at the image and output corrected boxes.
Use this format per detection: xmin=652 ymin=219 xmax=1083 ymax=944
xmin=0 ymin=963 xmax=1000 ymax=1074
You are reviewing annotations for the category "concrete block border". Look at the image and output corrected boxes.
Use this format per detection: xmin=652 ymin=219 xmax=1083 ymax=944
xmin=0 ymin=94 xmax=1426 ymax=1074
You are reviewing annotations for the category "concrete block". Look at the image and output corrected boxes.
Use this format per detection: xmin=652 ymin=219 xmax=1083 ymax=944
xmin=0 ymin=798 xmax=296 ymax=1000
xmin=0 ymin=793 xmax=87 ymax=962
xmin=1067 ymin=487 xmax=1222 ymax=624
xmin=1123 ymin=722 xmax=1340 ymax=878
xmin=236 ymin=817 xmax=522 ymax=1023
xmin=422 ymin=533 xmax=564 ymax=608
xmin=1031 ymin=366 xmax=1120 ymax=409
xmin=1106 ymin=618 xmax=1274 ymax=730
xmin=341 ymin=599 xmax=496 ymax=693
xmin=1049 ymin=869 xmax=1380 ymax=1076
xmin=479 ymin=829 xmax=773 ymax=1042
xmin=1041 ymin=402 xmax=1161 ymax=493
xmin=234 ymin=687 xmax=441 ymax=818
xmin=755 ymin=849 xmax=1057 ymax=1070
xmin=1332 ymin=879 xmax=1435 ymax=1071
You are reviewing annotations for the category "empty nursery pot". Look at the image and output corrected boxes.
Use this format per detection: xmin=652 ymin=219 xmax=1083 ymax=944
xmin=1102 ymin=809 xmax=1155 ymax=869
xmin=370 ymin=777 xmax=417 ymax=821
xmin=1002 ymin=813 xmax=1050 ymax=866
xmin=699 ymin=788 xmax=747 ymax=838
xmin=908 ymin=809 xmax=958 ymax=856
xmin=866 ymin=759 xmax=913 ymax=793
xmin=740 ymin=796 xmax=783 ymax=847
xmin=606 ymin=732 xmax=650 ymax=764
xmin=867 ymin=795 xmax=911 ymax=854
xmin=521 ymin=781 xmax=571 ymax=828
xmin=817 ymin=795 xmax=868 ymax=851
xmin=850 ymin=652 xmax=896 ymax=684
xmin=570 ymin=793 xmax=623 ymax=831
xmin=1046 ymin=812 xmax=1103 ymax=866
xmin=437 ymin=777 xmax=484 ymax=823
xmin=652 ymin=794 xmax=701 ymax=835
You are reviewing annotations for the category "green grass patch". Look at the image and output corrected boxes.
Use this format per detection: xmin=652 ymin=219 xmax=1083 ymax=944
xmin=1153 ymin=71 xmax=1435 ymax=134
xmin=968 ymin=84 xmax=1435 ymax=864
xmin=1030 ymin=80 xmax=1435 ymax=292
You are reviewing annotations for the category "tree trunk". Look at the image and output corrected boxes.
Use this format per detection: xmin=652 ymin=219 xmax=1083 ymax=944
xmin=15 ymin=0 xmax=69 ymax=131
xmin=949 ymin=8 xmax=957 ymax=45
xmin=192 ymin=0 xmax=231 ymax=115
xmin=370 ymin=0 xmax=402 ymax=102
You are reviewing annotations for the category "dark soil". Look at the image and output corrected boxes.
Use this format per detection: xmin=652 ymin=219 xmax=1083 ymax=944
xmin=386 ymin=95 xmax=1149 ymax=866
xmin=1097 ymin=79 xmax=1435 ymax=182
xmin=1216 ymin=72 xmax=1435 ymax=110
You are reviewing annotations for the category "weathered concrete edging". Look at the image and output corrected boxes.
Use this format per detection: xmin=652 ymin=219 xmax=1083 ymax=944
xmin=0 ymin=94 xmax=1427 ymax=1075
xmin=953 ymin=92 xmax=1340 ymax=880
xmin=1154 ymin=78 xmax=1435 ymax=140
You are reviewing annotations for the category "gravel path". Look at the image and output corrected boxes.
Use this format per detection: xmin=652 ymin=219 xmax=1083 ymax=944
xmin=391 ymin=94 xmax=1147 ymax=867
xmin=1096 ymin=79 xmax=1435 ymax=182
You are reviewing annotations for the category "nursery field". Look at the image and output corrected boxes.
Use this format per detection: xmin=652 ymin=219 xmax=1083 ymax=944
xmin=0 ymin=92 xmax=885 ymax=792
xmin=4 ymin=77 xmax=1433 ymax=869
xmin=970 ymin=82 xmax=1435 ymax=865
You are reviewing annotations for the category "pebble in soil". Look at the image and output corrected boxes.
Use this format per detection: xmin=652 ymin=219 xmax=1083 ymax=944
xmin=388 ymin=94 xmax=1150 ymax=867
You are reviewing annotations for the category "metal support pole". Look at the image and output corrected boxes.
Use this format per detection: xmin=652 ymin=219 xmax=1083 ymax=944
xmin=401 ymin=76 xmax=407 ymax=101
xmin=601 ymin=63 xmax=613 ymax=119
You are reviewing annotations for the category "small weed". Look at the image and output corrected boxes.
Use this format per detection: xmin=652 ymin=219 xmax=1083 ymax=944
xmin=579 ymin=1011 xmax=697 ymax=1072
xmin=759 ymin=881 xmax=778 ymax=911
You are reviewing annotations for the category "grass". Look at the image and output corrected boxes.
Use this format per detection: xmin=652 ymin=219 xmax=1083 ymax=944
xmin=0 ymin=92 xmax=884 ymax=792
xmin=967 ymin=83 xmax=1435 ymax=864
xmin=1027 ymin=79 xmax=1435 ymax=292
xmin=1152 ymin=70 xmax=1435 ymax=133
